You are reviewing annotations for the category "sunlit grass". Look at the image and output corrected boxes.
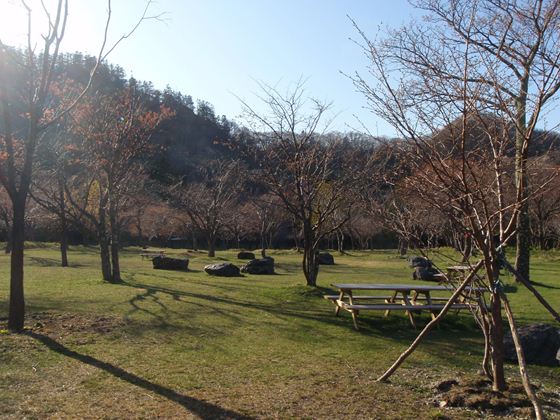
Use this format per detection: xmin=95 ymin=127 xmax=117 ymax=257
xmin=0 ymin=244 xmax=558 ymax=418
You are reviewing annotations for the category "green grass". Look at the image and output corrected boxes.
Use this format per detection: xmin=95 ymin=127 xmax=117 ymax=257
xmin=0 ymin=245 xmax=558 ymax=418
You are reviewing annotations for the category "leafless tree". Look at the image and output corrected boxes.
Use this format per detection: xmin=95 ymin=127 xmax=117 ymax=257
xmin=245 ymin=193 xmax=286 ymax=257
xmin=351 ymin=3 xmax=560 ymax=415
xmin=239 ymin=81 xmax=366 ymax=286
xmin=171 ymin=160 xmax=242 ymax=257
xmin=0 ymin=0 xmax=160 ymax=331
xmin=357 ymin=0 xmax=560 ymax=282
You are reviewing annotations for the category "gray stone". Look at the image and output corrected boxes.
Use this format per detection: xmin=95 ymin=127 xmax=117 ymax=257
xmin=504 ymin=323 xmax=560 ymax=366
xmin=409 ymin=256 xmax=432 ymax=268
xmin=317 ymin=252 xmax=335 ymax=265
xmin=237 ymin=251 xmax=256 ymax=260
xmin=204 ymin=262 xmax=241 ymax=277
xmin=241 ymin=257 xmax=275 ymax=275
xmin=412 ymin=265 xmax=440 ymax=281
xmin=152 ymin=256 xmax=189 ymax=271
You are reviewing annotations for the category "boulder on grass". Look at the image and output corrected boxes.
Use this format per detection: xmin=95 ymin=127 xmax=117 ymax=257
xmin=504 ymin=323 xmax=560 ymax=366
xmin=409 ymin=256 xmax=433 ymax=268
xmin=412 ymin=266 xmax=440 ymax=281
xmin=241 ymin=257 xmax=275 ymax=274
xmin=237 ymin=251 xmax=256 ymax=260
xmin=204 ymin=262 xmax=241 ymax=277
xmin=317 ymin=252 xmax=335 ymax=265
xmin=152 ymin=256 xmax=189 ymax=271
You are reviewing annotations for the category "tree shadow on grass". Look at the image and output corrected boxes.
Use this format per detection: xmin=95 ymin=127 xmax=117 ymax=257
xmin=28 ymin=256 xmax=84 ymax=268
xmin=117 ymin=278 xmax=481 ymax=351
xmin=25 ymin=331 xmax=253 ymax=420
xmin=528 ymin=280 xmax=560 ymax=290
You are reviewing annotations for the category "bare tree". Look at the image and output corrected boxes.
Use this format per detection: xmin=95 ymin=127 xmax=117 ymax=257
xmin=351 ymin=3 xmax=560 ymax=414
xmin=358 ymin=0 xmax=560 ymax=281
xmin=0 ymin=0 xmax=160 ymax=331
xmin=171 ymin=160 xmax=242 ymax=257
xmin=246 ymin=193 xmax=286 ymax=257
xmin=239 ymin=82 xmax=367 ymax=286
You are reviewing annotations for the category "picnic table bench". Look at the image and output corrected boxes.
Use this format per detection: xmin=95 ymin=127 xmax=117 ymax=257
xmin=326 ymin=283 xmax=485 ymax=330
xmin=140 ymin=250 xmax=166 ymax=260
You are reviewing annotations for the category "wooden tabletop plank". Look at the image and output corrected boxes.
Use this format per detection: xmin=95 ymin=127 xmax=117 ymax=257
xmin=331 ymin=283 xmax=485 ymax=292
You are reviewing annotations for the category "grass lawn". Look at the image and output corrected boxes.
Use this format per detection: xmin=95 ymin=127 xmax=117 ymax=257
xmin=0 ymin=244 xmax=559 ymax=419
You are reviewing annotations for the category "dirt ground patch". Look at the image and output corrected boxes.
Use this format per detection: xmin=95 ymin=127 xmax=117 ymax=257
xmin=1 ymin=311 xmax=126 ymax=338
xmin=433 ymin=376 xmax=560 ymax=418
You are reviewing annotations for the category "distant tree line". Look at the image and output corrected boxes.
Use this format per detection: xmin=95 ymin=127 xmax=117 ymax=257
xmin=1 ymin=48 xmax=560 ymax=277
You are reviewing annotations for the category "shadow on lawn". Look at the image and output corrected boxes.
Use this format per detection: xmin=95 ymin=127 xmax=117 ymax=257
xmin=25 ymin=331 xmax=253 ymax=420
xmin=118 ymin=277 xmax=479 ymax=351
xmin=28 ymin=256 xmax=84 ymax=268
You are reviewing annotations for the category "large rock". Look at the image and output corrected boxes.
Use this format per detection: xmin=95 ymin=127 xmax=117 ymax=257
xmin=152 ymin=256 xmax=189 ymax=271
xmin=241 ymin=257 xmax=275 ymax=275
xmin=317 ymin=252 xmax=335 ymax=265
xmin=204 ymin=262 xmax=241 ymax=277
xmin=504 ymin=323 xmax=560 ymax=366
xmin=412 ymin=266 xmax=440 ymax=281
xmin=237 ymin=251 xmax=256 ymax=260
xmin=409 ymin=256 xmax=432 ymax=268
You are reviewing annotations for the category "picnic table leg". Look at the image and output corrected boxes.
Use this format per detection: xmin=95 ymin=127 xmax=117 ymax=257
xmin=384 ymin=291 xmax=398 ymax=317
xmin=334 ymin=290 xmax=344 ymax=316
xmin=401 ymin=291 xmax=417 ymax=329
xmin=348 ymin=291 xmax=360 ymax=330
xmin=424 ymin=291 xmax=440 ymax=328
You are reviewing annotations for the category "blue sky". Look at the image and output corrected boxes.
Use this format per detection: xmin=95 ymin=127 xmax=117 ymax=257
xmin=3 ymin=0 xmax=422 ymax=135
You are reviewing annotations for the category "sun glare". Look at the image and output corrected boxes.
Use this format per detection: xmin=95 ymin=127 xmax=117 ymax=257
xmin=0 ymin=0 xmax=88 ymax=49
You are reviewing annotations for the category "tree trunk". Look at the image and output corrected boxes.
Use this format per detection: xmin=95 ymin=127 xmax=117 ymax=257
xmin=514 ymin=88 xmax=531 ymax=283
xmin=302 ymin=224 xmax=318 ymax=287
xmin=192 ymin=231 xmax=198 ymax=251
xmin=8 ymin=198 xmax=26 ymax=332
xmin=60 ymin=224 xmax=69 ymax=267
xmin=57 ymin=175 xmax=69 ymax=267
xmin=489 ymin=289 xmax=506 ymax=391
xmin=260 ymin=227 xmax=266 ymax=258
xmin=109 ymin=201 xmax=121 ymax=283
xmin=336 ymin=229 xmax=344 ymax=254
xmin=398 ymin=237 xmax=408 ymax=256
xmin=207 ymin=234 xmax=216 ymax=257
xmin=110 ymin=238 xmax=121 ymax=282
xmin=99 ymin=234 xmax=112 ymax=282
xmin=98 ymin=216 xmax=112 ymax=282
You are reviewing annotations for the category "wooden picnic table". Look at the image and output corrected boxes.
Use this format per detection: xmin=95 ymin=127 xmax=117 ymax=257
xmin=326 ymin=283 xmax=485 ymax=330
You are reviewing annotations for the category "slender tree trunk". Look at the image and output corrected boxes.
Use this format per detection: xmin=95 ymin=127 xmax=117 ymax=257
xmin=515 ymin=88 xmax=531 ymax=283
xmin=56 ymin=175 xmax=69 ymax=267
xmin=302 ymin=223 xmax=318 ymax=287
xmin=8 ymin=197 xmax=26 ymax=332
xmin=260 ymin=227 xmax=266 ymax=258
xmin=208 ymin=234 xmax=216 ymax=257
xmin=398 ymin=237 xmax=408 ymax=256
xmin=192 ymin=231 xmax=198 ymax=251
xmin=60 ymin=222 xmax=69 ymax=267
xmin=98 ymin=211 xmax=112 ymax=282
xmin=109 ymin=201 xmax=121 ymax=282
xmin=489 ymin=289 xmax=506 ymax=391
xmin=501 ymin=292 xmax=544 ymax=419
xmin=337 ymin=229 xmax=344 ymax=254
